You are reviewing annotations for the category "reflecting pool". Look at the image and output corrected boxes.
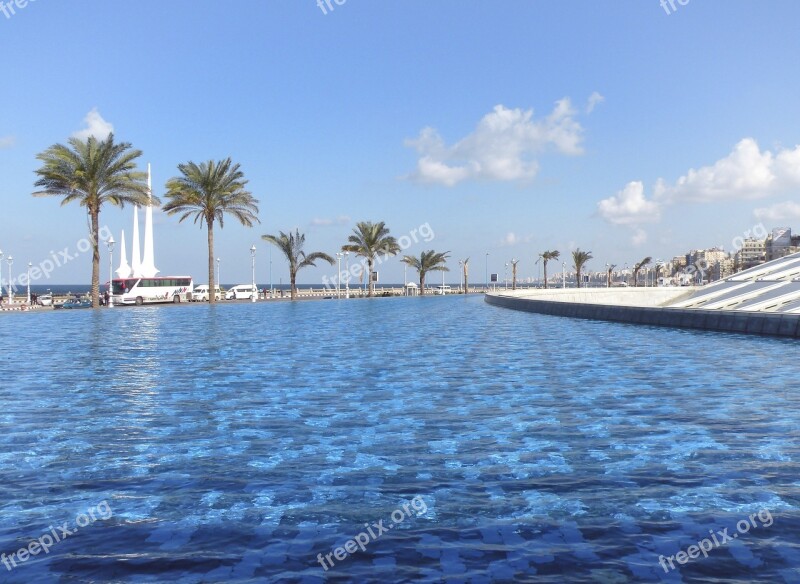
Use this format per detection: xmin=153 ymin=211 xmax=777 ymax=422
xmin=0 ymin=296 xmax=798 ymax=583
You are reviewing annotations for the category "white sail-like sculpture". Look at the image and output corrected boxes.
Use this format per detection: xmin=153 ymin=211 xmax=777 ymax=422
xmin=116 ymin=229 xmax=132 ymax=278
xmin=139 ymin=163 xmax=159 ymax=278
xmin=131 ymin=206 xmax=142 ymax=278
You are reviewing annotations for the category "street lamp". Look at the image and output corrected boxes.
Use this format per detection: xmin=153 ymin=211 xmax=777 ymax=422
xmin=504 ymin=262 xmax=509 ymax=290
xmin=250 ymin=244 xmax=257 ymax=302
xmin=269 ymin=246 xmax=273 ymax=297
xmin=27 ymin=262 xmax=32 ymax=305
xmin=6 ymin=256 xmax=13 ymax=303
xmin=562 ymin=261 xmax=566 ymax=289
xmin=485 ymin=252 xmax=489 ymax=292
xmin=335 ymin=252 xmax=343 ymax=299
xmin=459 ymin=260 xmax=463 ymax=293
xmin=107 ymin=236 xmax=115 ymax=307
xmin=344 ymin=251 xmax=350 ymax=298
xmin=403 ymin=261 xmax=407 ymax=296
xmin=217 ymin=257 xmax=221 ymax=290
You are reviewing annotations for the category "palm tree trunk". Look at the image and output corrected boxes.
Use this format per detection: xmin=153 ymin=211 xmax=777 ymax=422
xmin=464 ymin=265 xmax=468 ymax=294
xmin=576 ymin=267 xmax=582 ymax=288
xmin=512 ymin=264 xmax=517 ymax=290
xmin=90 ymin=208 xmax=101 ymax=308
xmin=419 ymin=273 xmax=425 ymax=295
xmin=208 ymin=221 xmax=216 ymax=304
xmin=543 ymin=261 xmax=548 ymax=289
xmin=290 ymin=270 xmax=297 ymax=300
xmin=367 ymin=259 xmax=374 ymax=297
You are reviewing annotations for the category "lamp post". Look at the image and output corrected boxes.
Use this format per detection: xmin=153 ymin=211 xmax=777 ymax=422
xmin=485 ymin=252 xmax=489 ymax=292
xmin=403 ymin=261 xmax=407 ymax=296
xmin=335 ymin=252 xmax=343 ymax=299
xmin=562 ymin=261 xmax=566 ymax=289
xmin=7 ymin=256 xmax=13 ymax=303
xmin=0 ymin=249 xmax=3 ymax=304
xmin=459 ymin=260 xmax=463 ymax=293
xmin=27 ymin=262 xmax=32 ymax=305
xmin=216 ymin=257 xmax=221 ymax=291
xmin=342 ymin=252 xmax=349 ymax=297
xmin=269 ymin=246 xmax=273 ymax=297
xmin=106 ymin=236 xmax=115 ymax=307
xmin=442 ymin=263 xmax=445 ymax=294
xmin=250 ymin=244 xmax=257 ymax=302
xmin=504 ymin=262 xmax=509 ymax=290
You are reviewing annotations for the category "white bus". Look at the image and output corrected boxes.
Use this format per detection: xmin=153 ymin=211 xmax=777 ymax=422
xmin=111 ymin=277 xmax=193 ymax=305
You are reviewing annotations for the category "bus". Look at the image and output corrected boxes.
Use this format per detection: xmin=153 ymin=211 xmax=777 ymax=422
xmin=111 ymin=277 xmax=193 ymax=305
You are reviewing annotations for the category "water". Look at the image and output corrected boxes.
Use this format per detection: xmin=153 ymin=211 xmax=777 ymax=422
xmin=0 ymin=296 xmax=798 ymax=583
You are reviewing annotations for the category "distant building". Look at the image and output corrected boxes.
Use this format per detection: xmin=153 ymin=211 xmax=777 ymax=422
xmin=766 ymin=228 xmax=800 ymax=261
xmin=671 ymin=255 xmax=688 ymax=274
xmin=735 ymin=238 xmax=766 ymax=271
xmin=714 ymin=258 xmax=735 ymax=281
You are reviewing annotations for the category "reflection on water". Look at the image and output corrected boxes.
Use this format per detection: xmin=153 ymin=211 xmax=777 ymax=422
xmin=0 ymin=297 xmax=798 ymax=583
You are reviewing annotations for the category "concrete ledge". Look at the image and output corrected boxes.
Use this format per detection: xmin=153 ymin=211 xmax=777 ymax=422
xmin=485 ymin=293 xmax=800 ymax=338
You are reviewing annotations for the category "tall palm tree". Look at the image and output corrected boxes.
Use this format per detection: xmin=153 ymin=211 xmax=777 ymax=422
xmin=572 ymin=248 xmax=594 ymax=289
xmin=33 ymin=133 xmax=151 ymax=308
xmin=654 ymin=261 xmax=664 ymax=286
xmin=162 ymin=158 xmax=259 ymax=304
xmin=262 ymin=229 xmax=334 ymax=300
xmin=342 ymin=221 xmax=400 ymax=297
xmin=633 ymin=256 xmax=652 ymax=288
xmin=540 ymin=250 xmax=560 ymax=289
xmin=401 ymin=250 xmax=450 ymax=295
xmin=511 ymin=258 xmax=520 ymax=290
xmin=461 ymin=257 xmax=470 ymax=294
xmin=606 ymin=264 xmax=617 ymax=288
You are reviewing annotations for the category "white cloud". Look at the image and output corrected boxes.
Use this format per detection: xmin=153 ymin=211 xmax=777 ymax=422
xmin=0 ymin=135 xmax=15 ymax=149
xmin=597 ymin=138 xmax=800 ymax=234
xmin=753 ymin=201 xmax=800 ymax=223
xmin=501 ymin=232 xmax=533 ymax=246
xmin=656 ymin=138 xmax=780 ymax=202
xmin=597 ymin=181 xmax=661 ymax=225
xmin=310 ymin=215 xmax=351 ymax=227
xmin=631 ymin=228 xmax=648 ymax=246
xmin=586 ymin=92 xmax=605 ymax=114
xmin=405 ymin=99 xmax=589 ymax=186
xmin=72 ymin=108 xmax=114 ymax=141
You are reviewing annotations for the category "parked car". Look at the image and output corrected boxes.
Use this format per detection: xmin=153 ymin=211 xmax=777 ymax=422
xmin=192 ymin=285 xmax=222 ymax=302
xmin=37 ymin=293 xmax=53 ymax=306
xmin=225 ymin=284 xmax=259 ymax=300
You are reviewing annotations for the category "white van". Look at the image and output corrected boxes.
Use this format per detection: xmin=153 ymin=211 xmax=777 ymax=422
xmin=192 ymin=285 xmax=222 ymax=302
xmin=225 ymin=284 xmax=259 ymax=300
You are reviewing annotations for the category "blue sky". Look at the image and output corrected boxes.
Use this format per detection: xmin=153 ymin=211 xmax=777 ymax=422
xmin=2 ymin=0 xmax=800 ymax=285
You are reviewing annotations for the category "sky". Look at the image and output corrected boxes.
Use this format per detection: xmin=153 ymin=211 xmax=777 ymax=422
xmin=2 ymin=0 xmax=800 ymax=286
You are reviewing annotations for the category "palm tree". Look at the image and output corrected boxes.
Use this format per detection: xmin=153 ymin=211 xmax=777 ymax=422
xmin=401 ymin=250 xmax=450 ymax=295
xmin=262 ymin=229 xmax=334 ymax=300
xmin=33 ymin=133 xmax=151 ymax=308
xmin=511 ymin=258 xmax=520 ymax=290
xmin=342 ymin=221 xmax=400 ymax=297
xmin=633 ymin=256 xmax=652 ymax=288
xmin=540 ymin=250 xmax=560 ymax=289
xmin=654 ymin=261 xmax=664 ymax=286
xmin=461 ymin=257 xmax=470 ymax=294
xmin=162 ymin=158 xmax=259 ymax=304
xmin=606 ymin=264 xmax=617 ymax=288
xmin=572 ymin=248 xmax=594 ymax=289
